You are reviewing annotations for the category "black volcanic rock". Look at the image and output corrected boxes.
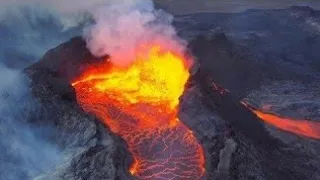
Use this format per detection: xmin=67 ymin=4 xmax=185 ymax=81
xmin=188 ymin=34 xmax=266 ymax=99
xmin=180 ymin=7 xmax=320 ymax=180
xmin=27 ymin=36 xmax=98 ymax=81
xmin=195 ymin=72 xmax=281 ymax=149
xmin=176 ymin=6 xmax=320 ymax=93
xmin=180 ymin=63 xmax=320 ymax=180
xmin=24 ymin=36 xmax=108 ymax=101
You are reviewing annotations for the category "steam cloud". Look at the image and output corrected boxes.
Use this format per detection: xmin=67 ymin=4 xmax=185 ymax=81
xmin=1 ymin=0 xmax=185 ymax=66
xmin=0 ymin=1 xmax=79 ymax=179
xmin=84 ymin=0 xmax=186 ymax=66
xmin=0 ymin=66 xmax=64 ymax=180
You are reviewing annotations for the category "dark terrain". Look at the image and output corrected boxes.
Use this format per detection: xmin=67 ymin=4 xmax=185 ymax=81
xmin=1 ymin=5 xmax=320 ymax=180
xmin=155 ymin=0 xmax=320 ymax=14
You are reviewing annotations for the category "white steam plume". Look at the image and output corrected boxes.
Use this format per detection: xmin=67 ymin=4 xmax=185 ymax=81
xmin=83 ymin=0 xmax=186 ymax=66
xmin=1 ymin=0 xmax=185 ymax=66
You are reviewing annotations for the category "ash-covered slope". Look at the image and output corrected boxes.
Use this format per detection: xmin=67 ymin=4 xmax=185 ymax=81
xmin=182 ymin=6 xmax=319 ymax=142
xmin=176 ymin=6 xmax=320 ymax=97
xmin=181 ymin=6 xmax=320 ymax=180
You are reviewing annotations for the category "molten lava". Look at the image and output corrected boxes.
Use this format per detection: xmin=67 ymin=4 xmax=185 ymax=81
xmin=72 ymin=46 xmax=205 ymax=179
xmin=241 ymin=102 xmax=320 ymax=139
xmin=252 ymin=108 xmax=320 ymax=139
xmin=209 ymin=81 xmax=320 ymax=140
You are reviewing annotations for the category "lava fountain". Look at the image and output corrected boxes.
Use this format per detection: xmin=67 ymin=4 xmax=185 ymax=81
xmin=72 ymin=46 xmax=205 ymax=179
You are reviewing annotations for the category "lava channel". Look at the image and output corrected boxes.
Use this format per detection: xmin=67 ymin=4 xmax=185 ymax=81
xmin=241 ymin=102 xmax=320 ymax=139
xmin=72 ymin=46 xmax=205 ymax=180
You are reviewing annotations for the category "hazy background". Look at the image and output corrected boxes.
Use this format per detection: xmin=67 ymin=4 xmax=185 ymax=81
xmin=156 ymin=0 xmax=320 ymax=14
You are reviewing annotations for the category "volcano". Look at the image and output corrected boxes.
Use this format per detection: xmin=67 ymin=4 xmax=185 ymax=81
xmin=21 ymin=6 xmax=320 ymax=180
xmin=25 ymin=35 xmax=320 ymax=180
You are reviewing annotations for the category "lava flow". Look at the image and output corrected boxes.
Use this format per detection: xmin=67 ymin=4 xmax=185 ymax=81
xmin=72 ymin=46 xmax=205 ymax=180
xmin=241 ymin=102 xmax=320 ymax=139
xmin=208 ymin=81 xmax=320 ymax=140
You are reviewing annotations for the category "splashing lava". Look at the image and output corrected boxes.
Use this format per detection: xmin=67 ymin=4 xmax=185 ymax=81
xmin=72 ymin=46 xmax=205 ymax=179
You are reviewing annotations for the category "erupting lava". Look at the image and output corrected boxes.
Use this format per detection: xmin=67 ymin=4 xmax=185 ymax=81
xmin=241 ymin=102 xmax=320 ymax=139
xmin=72 ymin=46 xmax=205 ymax=179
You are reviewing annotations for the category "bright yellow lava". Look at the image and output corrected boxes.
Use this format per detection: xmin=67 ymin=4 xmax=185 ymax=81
xmin=72 ymin=46 xmax=190 ymax=110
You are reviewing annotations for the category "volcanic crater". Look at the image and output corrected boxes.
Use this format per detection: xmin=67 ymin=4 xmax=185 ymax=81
xmin=24 ymin=6 xmax=320 ymax=180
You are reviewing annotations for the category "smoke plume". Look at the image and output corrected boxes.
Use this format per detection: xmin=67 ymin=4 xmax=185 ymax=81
xmin=0 ymin=65 xmax=64 ymax=180
xmin=0 ymin=1 xmax=81 ymax=179
xmin=84 ymin=0 xmax=186 ymax=66
xmin=1 ymin=0 xmax=184 ymax=66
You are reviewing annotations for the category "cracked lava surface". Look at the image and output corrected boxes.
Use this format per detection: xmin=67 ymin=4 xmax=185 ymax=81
xmin=72 ymin=46 xmax=205 ymax=180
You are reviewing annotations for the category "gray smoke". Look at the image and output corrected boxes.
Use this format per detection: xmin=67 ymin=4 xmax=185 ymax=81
xmin=1 ymin=0 xmax=184 ymax=67
xmin=84 ymin=0 xmax=185 ymax=66
xmin=0 ymin=66 xmax=65 ymax=180
xmin=0 ymin=1 xmax=84 ymax=179
xmin=0 ymin=5 xmax=84 ymax=179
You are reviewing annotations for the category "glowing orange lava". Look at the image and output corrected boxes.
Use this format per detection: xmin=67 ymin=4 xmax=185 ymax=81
xmin=241 ymin=102 xmax=320 ymax=139
xmin=72 ymin=46 xmax=205 ymax=179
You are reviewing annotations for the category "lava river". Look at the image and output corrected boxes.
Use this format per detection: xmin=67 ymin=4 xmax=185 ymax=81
xmin=241 ymin=102 xmax=320 ymax=139
xmin=72 ymin=46 xmax=205 ymax=180
xmin=209 ymin=81 xmax=320 ymax=140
